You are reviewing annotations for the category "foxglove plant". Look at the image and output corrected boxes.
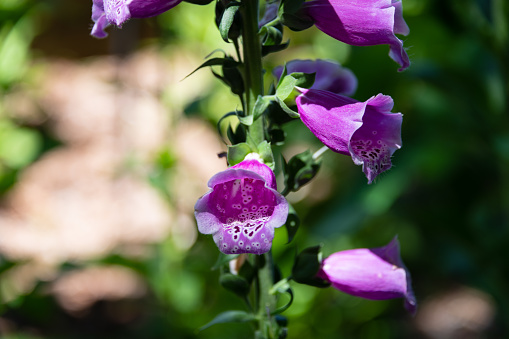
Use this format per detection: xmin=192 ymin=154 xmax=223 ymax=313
xmin=90 ymin=0 xmax=416 ymax=337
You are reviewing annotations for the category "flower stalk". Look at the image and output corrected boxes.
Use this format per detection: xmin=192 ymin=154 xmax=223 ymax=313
xmin=239 ymin=0 xmax=279 ymax=337
xmin=240 ymin=0 xmax=265 ymax=145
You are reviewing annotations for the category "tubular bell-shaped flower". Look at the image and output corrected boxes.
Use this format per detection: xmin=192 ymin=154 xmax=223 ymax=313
xmin=195 ymin=159 xmax=288 ymax=255
xmin=273 ymin=59 xmax=358 ymax=96
xmin=296 ymin=89 xmax=402 ymax=183
xmin=303 ymin=0 xmax=410 ymax=71
xmin=318 ymin=237 xmax=417 ymax=315
xmin=91 ymin=0 xmax=182 ymax=38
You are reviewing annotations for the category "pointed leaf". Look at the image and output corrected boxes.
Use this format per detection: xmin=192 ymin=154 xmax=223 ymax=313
xmin=284 ymin=204 xmax=300 ymax=243
xmin=292 ymin=246 xmax=331 ymax=288
xmin=199 ymin=311 xmax=257 ymax=331
xmin=275 ymin=96 xmax=300 ymax=118
xmin=184 ymin=57 xmax=240 ymax=79
xmin=212 ymin=253 xmax=239 ymax=270
xmin=220 ymin=273 xmax=250 ymax=297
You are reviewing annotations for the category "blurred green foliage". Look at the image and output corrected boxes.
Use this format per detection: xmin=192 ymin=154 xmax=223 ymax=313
xmin=1 ymin=0 xmax=508 ymax=338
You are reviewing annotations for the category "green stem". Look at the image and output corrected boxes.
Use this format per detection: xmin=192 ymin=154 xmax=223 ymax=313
xmin=239 ymin=2 xmax=277 ymax=337
xmin=240 ymin=0 xmax=265 ymax=145
xmin=256 ymin=252 xmax=278 ymax=338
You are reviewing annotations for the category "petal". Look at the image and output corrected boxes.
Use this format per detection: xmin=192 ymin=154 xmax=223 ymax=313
xmin=104 ymin=0 xmax=132 ymax=26
xmin=128 ymin=0 xmax=182 ymax=18
xmin=91 ymin=1 xmax=111 ymax=38
xmin=348 ymin=94 xmax=402 ymax=183
xmin=296 ymin=89 xmax=363 ymax=155
xmin=273 ymin=59 xmax=358 ymax=96
xmin=194 ymin=191 xmax=222 ymax=235
xmin=319 ymin=237 xmax=416 ymax=314
xmin=392 ymin=0 xmax=410 ymax=36
xmin=231 ymin=159 xmax=277 ymax=190
xmin=303 ymin=0 xmax=410 ymax=71
xmin=195 ymin=160 xmax=288 ymax=255
xmin=213 ymin=219 xmax=275 ymax=255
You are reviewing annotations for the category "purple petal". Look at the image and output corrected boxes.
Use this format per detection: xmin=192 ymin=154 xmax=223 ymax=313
xmin=195 ymin=160 xmax=288 ymax=255
xmin=303 ymin=0 xmax=410 ymax=71
xmin=296 ymin=89 xmax=362 ymax=156
xmin=273 ymin=59 xmax=358 ymax=96
xmin=349 ymin=94 xmax=402 ymax=183
xmin=296 ymin=90 xmax=402 ymax=183
xmin=318 ymin=237 xmax=416 ymax=314
xmin=90 ymin=0 xmax=182 ymax=37
xmin=104 ymin=0 xmax=131 ymax=26
xmin=91 ymin=0 xmax=110 ymax=38
xmin=128 ymin=0 xmax=182 ymax=18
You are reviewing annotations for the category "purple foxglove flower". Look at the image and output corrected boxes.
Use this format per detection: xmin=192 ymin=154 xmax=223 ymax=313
xmin=303 ymin=0 xmax=410 ymax=71
xmin=296 ymin=89 xmax=402 ymax=183
xmin=273 ymin=59 xmax=358 ymax=96
xmin=91 ymin=0 xmax=182 ymax=38
xmin=195 ymin=159 xmax=288 ymax=255
xmin=318 ymin=237 xmax=417 ymax=314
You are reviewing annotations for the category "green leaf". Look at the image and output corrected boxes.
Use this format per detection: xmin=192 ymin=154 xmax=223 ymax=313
xmin=199 ymin=310 xmax=257 ymax=331
xmin=276 ymin=72 xmax=315 ymax=101
xmin=278 ymin=0 xmax=314 ymax=31
xmin=283 ymin=203 xmax=300 ymax=243
xmin=184 ymin=57 xmax=239 ymax=79
xmin=271 ymin=288 xmax=294 ymax=315
xmin=269 ymin=127 xmax=286 ymax=145
xmin=257 ymin=141 xmax=275 ymax=169
xmin=219 ymin=4 xmax=240 ymax=42
xmin=275 ymin=74 xmax=298 ymax=100
xmin=227 ymin=143 xmax=253 ymax=166
xmin=237 ymin=113 xmax=253 ymax=126
xmin=212 ymin=253 xmax=239 ymax=270
xmin=217 ymin=111 xmax=238 ymax=142
xmin=261 ymin=41 xmax=290 ymax=57
xmin=220 ymin=273 xmax=250 ymax=297
xmin=227 ymin=123 xmax=247 ymax=144
xmin=275 ymin=96 xmax=300 ymax=118
xmin=292 ymin=246 xmax=331 ymax=288
xmin=238 ymin=259 xmax=256 ymax=284
xmin=279 ymin=0 xmax=306 ymax=14
xmin=222 ymin=63 xmax=244 ymax=95
xmin=253 ymin=95 xmax=272 ymax=120
xmin=260 ymin=26 xmax=283 ymax=46
xmin=283 ymin=149 xmax=321 ymax=192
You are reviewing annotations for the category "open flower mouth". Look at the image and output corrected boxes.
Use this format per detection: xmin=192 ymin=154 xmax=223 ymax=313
xmin=210 ymin=178 xmax=277 ymax=254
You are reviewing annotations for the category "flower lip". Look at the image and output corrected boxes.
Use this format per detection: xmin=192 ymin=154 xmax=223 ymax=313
xmin=195 ymin=159 xmax=288 ymax=255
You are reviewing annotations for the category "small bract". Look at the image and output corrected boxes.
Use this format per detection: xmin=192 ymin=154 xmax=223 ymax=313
xmin=195 ymin=159 xmax=288 ymax=255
